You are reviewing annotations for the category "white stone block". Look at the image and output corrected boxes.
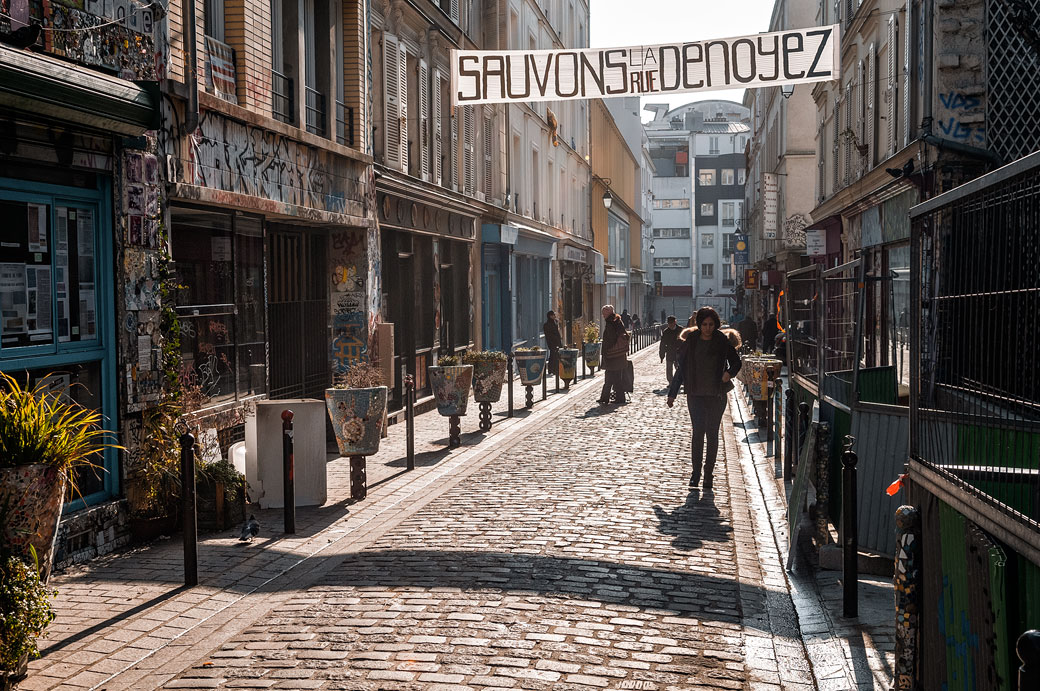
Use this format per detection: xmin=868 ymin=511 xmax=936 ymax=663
xmin=245 ymin=399 xmax=328 ymax=509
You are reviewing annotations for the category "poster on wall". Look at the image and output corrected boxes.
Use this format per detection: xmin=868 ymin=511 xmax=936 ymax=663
xmin=452 ymin=25 xmax=840 ymax=105
xmin=27 ymin=203 xmax=48 ymax=253
xmin=805 ymin=229 xmax=827 ymax=256
xmin=763 ymin=174 xmax=779 ymax=239
xmin=0 ymin=263 xmax=27 ymax=341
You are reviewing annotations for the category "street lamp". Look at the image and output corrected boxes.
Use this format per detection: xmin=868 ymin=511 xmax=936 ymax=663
xmin=649 ymin=242 xmax=656 ymax=255
xmin=781 ymin=84 xmax=794 ymax=99
xmin=602 ymin=189 xmax=613 ymax=209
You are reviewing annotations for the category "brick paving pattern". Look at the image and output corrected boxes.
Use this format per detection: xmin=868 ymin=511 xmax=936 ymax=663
xmin=23 ymin=349 xmax=894 ymax=690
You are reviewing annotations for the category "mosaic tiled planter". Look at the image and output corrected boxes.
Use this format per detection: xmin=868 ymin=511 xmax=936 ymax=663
xmin=583 ymin=341 xmax=601 ymax=368
xmin=514 ymin=352 xmax=547 ymax=385
xmin=471 ymin=360 xmax=508 ymax=403
xmin=0 ymin=463 xmax=68 ymax=582
xmin=324 ymin=386 xmax=388 ymax=456
xmin=558 ymin=348 xmax=579 ymax=380
xmin=428 ymin=365 xmax=473 ymax=416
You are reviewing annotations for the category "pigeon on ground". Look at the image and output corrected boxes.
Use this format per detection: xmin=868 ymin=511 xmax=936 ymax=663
xmin=239 ymin=515 xmax=260 ymax=542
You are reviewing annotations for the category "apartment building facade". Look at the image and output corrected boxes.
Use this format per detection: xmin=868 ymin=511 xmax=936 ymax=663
xmin=645 ymin=101 xmax=748 ymax=324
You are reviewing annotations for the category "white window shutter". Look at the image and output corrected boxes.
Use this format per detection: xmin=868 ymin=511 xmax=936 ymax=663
xmin=433 ymin=68 xmax=443 ymax=186
xmin=903 ymin=0 xmax=912 ymax=146
xmin=450 ymin=0 xmax=459 ymax=24
xmin=866 ymin=44 xmax=875 ymax=168
xmin=463 ymin=106 xmax=475 ymax=195
xmin=844 ymin=83 xmax=852 ymax=185
xmin=384 ymin=34 xmax=401 ymax=169
xmin=832 ymin=100 xmax=840 ymax=192
xmin=419 ymin=59 xmax=430 ymax=181
xmin=483 ymin=106 xmax=493 ymax=199
xmin=398 ymin=42 xmax=408 ymax=172
xmin=888 ymin=17 xmax=898 ymax=157
xmin=857 ymin=60 xmax=865 ymax=145
xmin=450 ymin=111 xmax=459 ymax=191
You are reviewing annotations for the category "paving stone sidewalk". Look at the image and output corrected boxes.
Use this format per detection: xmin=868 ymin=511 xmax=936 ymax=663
xmin=22 ymin=349 xmax=895 ymax=690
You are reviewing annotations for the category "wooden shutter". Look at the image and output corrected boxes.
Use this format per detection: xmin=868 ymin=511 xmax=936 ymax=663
xmin=857 ymin=59 xmax=865 ymax=145
xmin=832 ymin=99 xmax=840 ymax=192
xmin=383 ymin=34 xmax=401 ymax=169
xmin=866 ymin=43 xmax=875 ymax=168
xmin=419 ymin=59 xmax=430 ymax=181
xmin=450 ymin=0 xmax=459 ymax=24
xmin=450 ymin=110 xmax=459 ymax=191
xmin=482 ymin=106 xmax=493 ymax=199
xmin=903 ymin=0 xmax=912 ymax=146
xmin=397 ymin=41 xmax=408 ymax=171
xmin=463 ymin=105 xmax=475 ymax=195
xmin=433 ymin=68 xmax=443 ymax=185
xmin=887 ymin=16 xmax=898 ymax=157
xmin=844 ymin=83 xmax=852 ymax=185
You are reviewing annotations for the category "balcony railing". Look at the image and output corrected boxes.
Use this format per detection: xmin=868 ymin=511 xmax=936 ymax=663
xmin=336 ymin=100 xmax=355 ymax=147
xmin=305 ymin=86 xmax=327 ymax=137
xmin=272 ymin=70 xmax=294 ymax=125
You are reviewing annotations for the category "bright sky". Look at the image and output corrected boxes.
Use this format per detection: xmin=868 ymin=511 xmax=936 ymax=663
xmin=590 ymin=0 xmax=778 ymax=121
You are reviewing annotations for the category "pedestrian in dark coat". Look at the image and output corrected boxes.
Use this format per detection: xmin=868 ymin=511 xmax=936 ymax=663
xmin=761 ymin=313 xmax=780 ymax=354
xmin=598 ymin=305 xmax=629 ymax=404
xmin=658 ymin=316 xmax=682 ymax=383
xmin=620 ymin=309 xmax=632 ymax=329
xmin=667 ymin=306 xmax=742 ymax=490
xmin=543 ymin=310 xmax=563 ymax=375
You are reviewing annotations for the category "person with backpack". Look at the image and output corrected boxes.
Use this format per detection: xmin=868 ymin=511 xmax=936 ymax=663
xmin=666 ymin=306 xmax=742 ymax=490
xmin=598 ymin=305 xmax=629 ymax=404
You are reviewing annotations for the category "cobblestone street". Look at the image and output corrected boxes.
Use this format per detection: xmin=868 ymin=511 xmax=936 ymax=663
xmin=24 ymin=349 xmax=892 ymax=690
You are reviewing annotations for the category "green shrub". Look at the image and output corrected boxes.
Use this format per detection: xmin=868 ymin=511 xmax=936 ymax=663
xmin=0 ymin=549 xmax=56 ymax=672
xmin=461 ymin=350 xmax=507 ymax=364
xmin=436 ymin=355 xmax=460 ymax=366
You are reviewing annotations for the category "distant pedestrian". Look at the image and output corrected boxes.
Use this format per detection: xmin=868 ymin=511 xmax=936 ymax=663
xmin=761 ymin=313 xmax=779 ymax=354
xmin=667 ymin=306 xmax=742 ymax=490
xmin=736 ymin=315 xmax=758 ymax=353
xmin=631 ymin=313 xmax=641 ymax=329
xmin=659 ymin=316 xmax=682 ymax=384
xmin=598 ymin=305 xmax=629 ymax=404
xmin=620 ymin=309 xmax=632 ymax=329
xmin=543 ymin=310 xmax=563 ymax=375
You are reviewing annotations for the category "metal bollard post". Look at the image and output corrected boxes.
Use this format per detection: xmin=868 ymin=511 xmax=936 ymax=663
xmin=785 ymin=389 xmax=796 ymax=479
xmin=773 ymin=380 xmax=783 ymax=458
xmin=893 ymin=505 xmax=921 ymax=691
xmin=582 ymin=351 xmax=587 ymax=379
xmin=507 ymin=352 xmax=514 ymax=418
xmin=815 ymin=422 xmax=832 ymax=546
xmin=179 ymin=427 xmax=198 ymax=587
xmin=842 ymin=435 xmax=858 ymax=617
xmin=555 ymin=367 xmax=560 ymax=393
xmin=405 ymin=374 xmax=415 ymax=471
xmin=282 ymin=410 xmax=295 ymax=533
xmin=542 ymin=368 xmax=547 ymax=401
xmin=766 ymin=381 xmax=774 ymax=445
xmin=1018 ymin=630 xmax=1040 ymax=690
xmin=797 ymin=401 xmax=811 ymax=461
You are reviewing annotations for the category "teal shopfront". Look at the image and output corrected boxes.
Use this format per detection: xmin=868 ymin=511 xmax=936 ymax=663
xmin=0 ymin=173 xmax=118 ymax=511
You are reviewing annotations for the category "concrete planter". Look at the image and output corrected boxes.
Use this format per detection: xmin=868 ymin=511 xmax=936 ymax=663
xmin=428 ymin=365 xmax=473 ymax=416
xmin=558 ymin=348 xmax=579 ymax=379
xmin=514 ymin=351 xmax=547 ymax=385
xmin=324 ymin=386 xmax=388 ymax=456
xmin=0 ymin=463 xmax=67 ymax=582
xmin=583 ymin=341 xmax=601 ymax=368
xmin=470 ymin=360 xmax=508 ymax=403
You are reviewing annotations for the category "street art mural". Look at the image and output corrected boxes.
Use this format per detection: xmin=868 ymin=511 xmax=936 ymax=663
xmin=186 ymin=111 xmax=369 ymax=218
xmin=937 ymin=91 xmax=986 ymax=146
xmin=329 ymin=229 xmax=368 ymax=372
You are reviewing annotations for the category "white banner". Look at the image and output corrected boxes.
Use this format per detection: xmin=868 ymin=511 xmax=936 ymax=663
xmin=763 ymin=173 xmax=779 ymax=239
xmin=452 ymin=25 xmax=839 ymax=106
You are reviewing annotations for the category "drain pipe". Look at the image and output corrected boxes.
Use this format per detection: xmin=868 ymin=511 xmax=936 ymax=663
xmin=919 ymin=0 xmax=1003 ymax=168
xmin=184 ymin=0 xmax=199 ymax=135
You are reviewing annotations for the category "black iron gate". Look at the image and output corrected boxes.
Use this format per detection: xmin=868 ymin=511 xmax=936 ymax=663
xmin=267 ymin=226 xmax=330 ymax=399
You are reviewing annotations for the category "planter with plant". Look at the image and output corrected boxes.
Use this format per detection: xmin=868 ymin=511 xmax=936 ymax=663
xmin=513 ymin=346 xmax=546 ymax=386
xmin=0 ymin=372 xmax=120 ymax=582
xmin=462 ymin=351 xmax=507 ymax=431
xmin=324 ymin=363 xmax=387 ymax=458
xmin=557 ymin=347 xmax=579 ymax=384
xmin=428 ymin=355 xmax=473 ymax=447
xmin=582 ymin=323 xmax=602 ymax=370
xmin=0 ymin=547 xmax=55 ymax=686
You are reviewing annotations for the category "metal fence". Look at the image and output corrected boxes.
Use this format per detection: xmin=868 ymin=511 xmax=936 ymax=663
xmin=785 ymin=264 xmax=820 ymax=385
xmin=910 ymin=149 xmax=1040 ymax=552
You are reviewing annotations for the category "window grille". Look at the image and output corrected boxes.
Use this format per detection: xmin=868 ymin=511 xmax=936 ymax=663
xmin=987 ymin=0 xmax=1040 ymax=161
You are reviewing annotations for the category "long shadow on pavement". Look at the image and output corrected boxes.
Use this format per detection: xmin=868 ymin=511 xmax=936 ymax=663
xmin=653 ymin=489 xmax=725 ymax=552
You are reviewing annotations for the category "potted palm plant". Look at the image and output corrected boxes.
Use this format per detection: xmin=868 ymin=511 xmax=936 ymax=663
xmin=583 ymin=323 xmax=601 ymax=369
xmin=0 ymin=372 xmax=118 ymax=683
xmin=427 ymin=355 xmax=473 ymax=417
xmin=324 ymin=363 xmax=388 ymax=457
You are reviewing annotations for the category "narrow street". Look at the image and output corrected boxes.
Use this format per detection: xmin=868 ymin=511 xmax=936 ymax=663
xmin=24 ymin=350 xmax=897 ymax=691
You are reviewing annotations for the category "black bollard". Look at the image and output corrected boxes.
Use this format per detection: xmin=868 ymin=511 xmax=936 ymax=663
xmin=555 ymin=367 xmax=560 ymax=393
xmin=179 ymin=428 xmax=198 ymax=587
xmin=582 ymin=351 xmax=587 ymax=379
xmin=1018 ymin=630 xmax=1040 ymax=690
xmin=784 ymin=389 xmax=796 ymax=480
xmin=842 ymin=435 xmax=858 ymax=617
xmin=542 ymin=369 xmax=547 ymax=401
xmin=507 ymin=352 xmax=514 ymax=418
xmin=405 ymin=374 xmax=415 ymax=471
xmin=798 ymin=401 xmax=811 ymax=462
xmin=773 ymin=380 xmax=783 ymax=458
xmin=281 ymin=410 xmax=295 ymax=533
xmin=766 ymin=381 xmax=774 ymax=445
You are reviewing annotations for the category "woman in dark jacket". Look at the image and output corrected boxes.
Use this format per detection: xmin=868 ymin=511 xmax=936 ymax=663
xmin=666 ymin=306 xmax=741 ymax=490
xmin=598 ymin=305 xmax=629 ymax=404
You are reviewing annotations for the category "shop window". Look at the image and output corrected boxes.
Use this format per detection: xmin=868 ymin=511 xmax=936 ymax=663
xmin=171 ymin=208 xmax=266 ymax=408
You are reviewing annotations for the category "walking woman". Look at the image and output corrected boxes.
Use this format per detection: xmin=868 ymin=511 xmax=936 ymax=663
xmin=666 ymin=306 xmax=741 ymax=490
